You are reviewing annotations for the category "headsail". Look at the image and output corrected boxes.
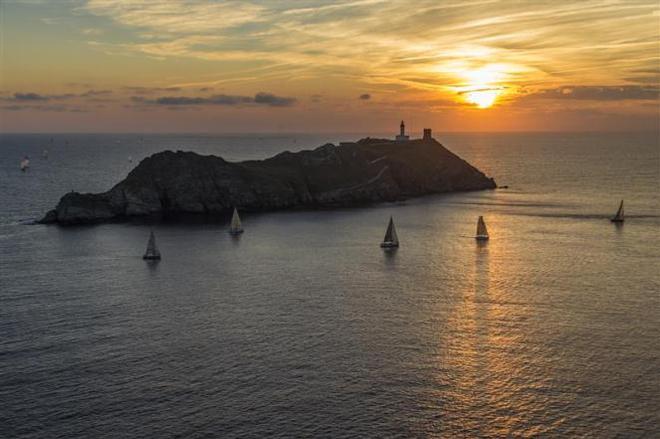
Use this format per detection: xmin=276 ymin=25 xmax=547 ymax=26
xmin=143 ymin=230 xmax=161 ymax=260
xmin=229 ymin=207 xmax=244 ymax=234
xmin=611 ymin=200 xmax=624 ymax=222
xmin=20 ymin=157 xmax=30 ymax=171
xmin=476 ymin=216 xmax=489 ymax=240
xmin=381 ymin=216 xmax=399 ymax=247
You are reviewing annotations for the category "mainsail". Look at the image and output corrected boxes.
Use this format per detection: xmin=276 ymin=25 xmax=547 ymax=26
xmin=611 ymin=200 xmax=624 ymax=222
xmin=143 ymin=230 xmax=161 ymax=260
xmin=20 ymin=157 xmax=29 ymax=171
xmin=476 ymin=216 xmax=489 ymax=240
xmin=381 ymin=216 xmax=399 ymax=247
xmin=229 ymin=207 xmax=243 ymax=234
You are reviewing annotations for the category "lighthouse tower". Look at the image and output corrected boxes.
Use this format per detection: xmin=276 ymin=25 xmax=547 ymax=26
xmin=395 ymin=120 xmax=410 ymax=142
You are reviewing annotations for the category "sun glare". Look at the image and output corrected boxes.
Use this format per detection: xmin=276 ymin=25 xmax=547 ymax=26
xmin=464 ymin=89 xmax=499 ymax=108
xmin=453 ymin=64 xmax=507 ymax=109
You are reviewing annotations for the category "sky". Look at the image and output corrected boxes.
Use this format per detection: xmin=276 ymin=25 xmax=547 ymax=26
xmin=0 ymin=0 xmax=658 ymax=133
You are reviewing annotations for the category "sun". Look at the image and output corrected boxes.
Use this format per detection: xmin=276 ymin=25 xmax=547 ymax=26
xmin=464 ymin=89 xmax=499 ymax=108
xmin=454 ymin=65 xmax=506 ymax=109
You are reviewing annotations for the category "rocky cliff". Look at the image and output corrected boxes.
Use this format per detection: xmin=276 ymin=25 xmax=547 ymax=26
xmin=40 ymin=137 xmax=496 ymax=224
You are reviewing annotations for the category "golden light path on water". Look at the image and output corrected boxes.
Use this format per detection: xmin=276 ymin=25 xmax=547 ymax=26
xmin=415 ymin=209 xmax=560 ymax=436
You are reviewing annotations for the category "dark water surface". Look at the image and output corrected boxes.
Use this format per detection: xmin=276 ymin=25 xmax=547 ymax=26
xmin=1 ymin=132 xmax=659 ymax=438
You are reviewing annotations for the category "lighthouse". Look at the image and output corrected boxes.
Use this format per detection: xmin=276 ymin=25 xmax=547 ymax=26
xmin=395 ymin=120 xmax=410 ymax=142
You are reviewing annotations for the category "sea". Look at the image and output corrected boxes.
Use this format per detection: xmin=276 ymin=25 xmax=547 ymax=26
xmin=1 ymin=131 xmax=659 ymax=438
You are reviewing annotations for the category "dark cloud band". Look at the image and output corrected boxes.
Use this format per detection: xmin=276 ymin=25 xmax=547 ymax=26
xmin=135 ymin=92 xmax=296 ymax=107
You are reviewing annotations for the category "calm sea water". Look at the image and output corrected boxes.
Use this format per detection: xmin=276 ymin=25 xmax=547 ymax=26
xmin=1 ymin=132 xmax=659 ymax=438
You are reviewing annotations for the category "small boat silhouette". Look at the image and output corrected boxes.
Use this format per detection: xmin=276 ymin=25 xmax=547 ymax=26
xmin=380 ymin=216 xmax=399 ymax=248
xmin=610 ymin=200 xmax=624 ymax=223
xmin=143 ymin=230 xmax=161 ymax=260
xmin=475 ymin=216 xmax=489 ymax=241
xmin=229 ymin=207 xmax=244 ymax=235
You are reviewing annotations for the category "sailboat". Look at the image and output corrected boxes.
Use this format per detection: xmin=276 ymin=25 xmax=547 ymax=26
xmin=380 ymin=216 xmax=399 ymax=248
xmin=610 ymin=200 xmax=624 ymax=223
xmin=20 ymin=157 xmax=30 ymax=172
xmin=475 ymin=216 xmax=489 ymax=241
xmin=143 ymin=230 xmax=161 ymax=260
xmin=229 ymin=207 xmax=244 ymax=235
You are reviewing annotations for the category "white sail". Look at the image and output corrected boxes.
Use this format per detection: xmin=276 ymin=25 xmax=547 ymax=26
xmin=143 ymin=230 xmax=161 ymax=260
xmin=20 ymin=158 xmax=30 ymax=171
xmin=229 ymin=208 xmax=243 ymax=234
xmin=476 ymin=216 xmax=489 ymax=240
xmin=381 ymin=216 xmax=399 ymax=247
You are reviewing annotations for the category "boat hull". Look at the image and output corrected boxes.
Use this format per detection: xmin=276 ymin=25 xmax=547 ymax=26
xmin=229 ymin=229 xmax=244 ymax=235
xmin=143 ymin=255 xmax=161 ymax=260
xmin=475 ymin=235 xmax=489 ymax=241
xmin=610 ymin=218 xmax=624 ymax=223
xmin=380 ymin=242 xmax=399 ymax=248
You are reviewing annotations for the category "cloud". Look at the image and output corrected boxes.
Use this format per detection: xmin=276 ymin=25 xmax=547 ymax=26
xmin=81 ymin=28 xmax=104 ymax=36
xmin=80 ymin=89 xmax=113 ymax=97
xmin=524 ymin=85 xmax=659 ymax=101
xmin=359 ymin=93 xmax=371 ymax=100
xmin=83 ymin=0 xmax=266 ymax=34
xmin=78 ymin=0 xmax=660 ymax=102
xmin=1 ymin=104 xmax=88 ymax=112
xmin=13 ymin=92 xmax=49 ymax=101
xmin=2 ymin=92 xmax=79 ymax=102
xmin=2 ymin=90 xmax=113 ymax=103
xmin=123 ymin=86 xmax=182 ymax=95
xmin=253 ymin=92 xmax=296 ymax=106
xmin=134 ymin=92 xmax=296 ymax=107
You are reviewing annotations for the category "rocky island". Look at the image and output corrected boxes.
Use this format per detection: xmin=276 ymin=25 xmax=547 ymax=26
xmin=40 ymin=132 xmax=496 ymax=225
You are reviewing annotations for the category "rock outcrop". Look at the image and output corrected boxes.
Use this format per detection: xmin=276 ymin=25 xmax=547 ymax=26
xmin=40 ymin=136 xmax=496 ymax=224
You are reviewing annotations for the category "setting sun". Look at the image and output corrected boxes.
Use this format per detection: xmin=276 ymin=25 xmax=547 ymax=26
xmin=456 ymin=65 xmax=507 ymax=108
xmin=464 ymin=89 xmax=500 ymax=108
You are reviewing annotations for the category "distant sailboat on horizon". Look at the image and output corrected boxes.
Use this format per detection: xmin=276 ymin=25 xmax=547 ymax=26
xmin=475 ymin=216 xmax=489 ymax=241
xmin=611 ymin=200 xmax=624 ymax=223
xmin=229 ymin=207 xmax=244 ymax=235
xmin=143 ymin=230 xmax=161 ymax=260
xmin=380 ymin=216 xmax=399 ymax=248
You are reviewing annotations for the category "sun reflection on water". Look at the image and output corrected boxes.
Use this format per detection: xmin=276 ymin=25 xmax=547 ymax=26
xmin=428 ymin=215 xmax=545 ymax=436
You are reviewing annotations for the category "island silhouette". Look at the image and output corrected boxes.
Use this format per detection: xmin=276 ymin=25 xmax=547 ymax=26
xmin=40 ymin=132 xmax=495 ymax=225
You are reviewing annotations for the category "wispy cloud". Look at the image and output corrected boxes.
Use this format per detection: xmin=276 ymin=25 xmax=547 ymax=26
xmin=81 ymin=27 xmax=104 ymax=36
xmin=77 ymin=0 xmax=659 ymax=100
xmin=523 ymin=85 xmax=660 ymax=101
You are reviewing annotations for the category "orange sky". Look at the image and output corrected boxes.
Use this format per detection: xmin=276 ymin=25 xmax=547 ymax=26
xmin=1 ymin=0 xmax=658 ymax=133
